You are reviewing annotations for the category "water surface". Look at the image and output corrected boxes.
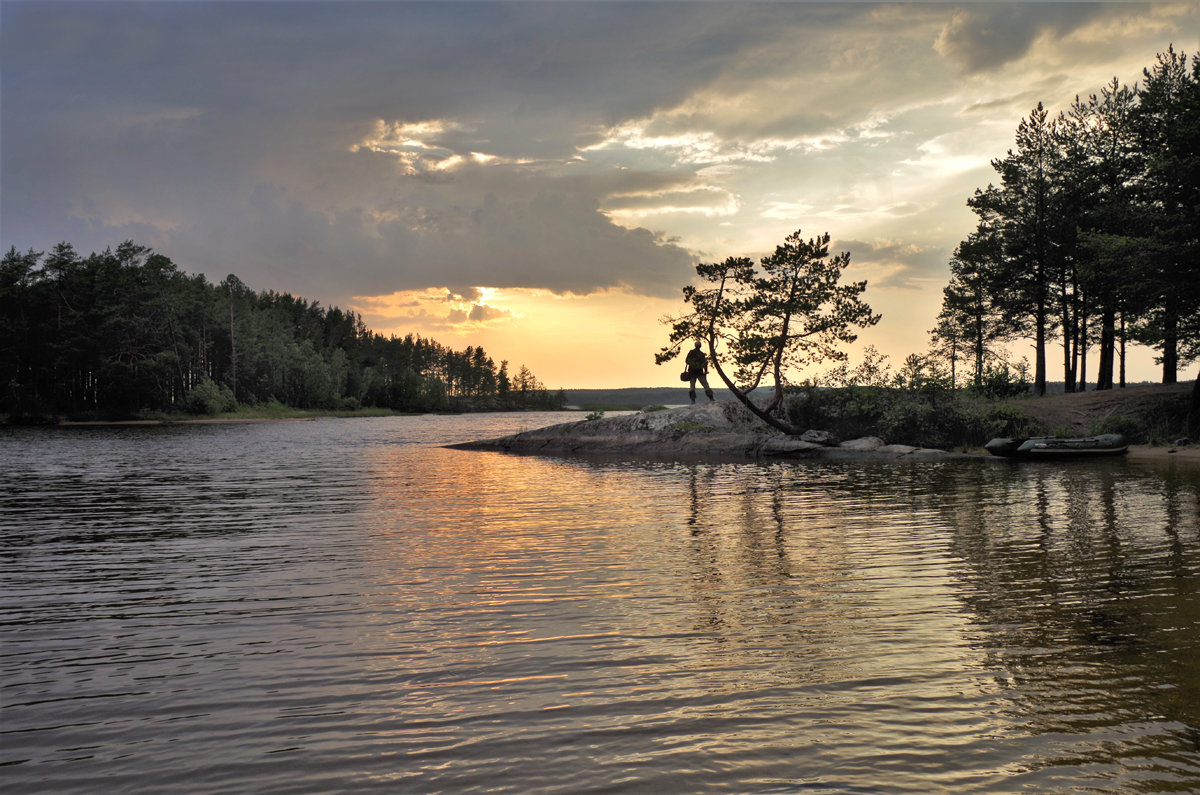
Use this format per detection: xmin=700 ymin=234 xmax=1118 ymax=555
xmin=3 ymin=414 xmax=1199 ymax=793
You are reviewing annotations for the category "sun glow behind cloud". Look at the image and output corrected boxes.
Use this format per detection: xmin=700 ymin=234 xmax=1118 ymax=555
xmin=602 ymin=185 xmax=741 ymax=220
xmin=350 ymin=119 xmax=538 ymax=175
xmin=352 ymin=286 xmax=518 ymax=334
xmin=583 ymin=123 xmax=795 ymax=165
xmin=351 ymin=286 xmax=694 ymax=388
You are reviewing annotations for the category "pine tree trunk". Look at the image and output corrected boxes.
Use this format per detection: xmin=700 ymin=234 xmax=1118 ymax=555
xmin=1034 ymin=293 xmax=1047 ymax=396
xmin=1119 ymin=314 xmax=1127 ymax=388
xmin=1097 ymin=304 xmax=1115 ymax=390
xmin=1189 ymin=372 xmax=1200 ymax=439
xmin=1078 ymin=315 xmax=1088 ymax=393
xmin=1061 ymin=281 xmax=1075 ymax=392
xmin=1162 ymin=304 xmax=1178 ymax=384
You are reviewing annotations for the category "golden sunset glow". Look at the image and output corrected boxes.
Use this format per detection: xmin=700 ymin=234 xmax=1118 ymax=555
xmin=353 ymin=286 xmax=692 ymax=388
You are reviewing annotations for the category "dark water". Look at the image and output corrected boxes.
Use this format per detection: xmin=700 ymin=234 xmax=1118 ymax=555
xmin=2 ymin=413 xmax=1200 ymax=793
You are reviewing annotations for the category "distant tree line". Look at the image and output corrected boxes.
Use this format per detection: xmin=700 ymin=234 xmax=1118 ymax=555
xmin=0 ymin=241 xmax=565 ymax=420
xmin=931 ymin=46 xmax=1199 ymax=396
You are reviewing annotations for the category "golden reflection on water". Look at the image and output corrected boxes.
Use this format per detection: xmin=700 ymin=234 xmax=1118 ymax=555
xmin=352 ymin=446 xmax=1200 ymax=791
xmin=355 ymin=452 xmax=1012 ymax=783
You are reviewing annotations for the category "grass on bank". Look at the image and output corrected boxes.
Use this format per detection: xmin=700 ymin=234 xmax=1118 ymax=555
xmin=783 ymin=383 xmax=1195 ymax=450
xmin=1085 ymin=398 xmax=1195 ymax=445
xmin=784 ymin=386 xmax=1038 ymax=451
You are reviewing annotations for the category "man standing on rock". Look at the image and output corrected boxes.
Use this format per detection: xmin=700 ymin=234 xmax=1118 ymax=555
xmin=685 ymin=340 xmax=715 ymax=404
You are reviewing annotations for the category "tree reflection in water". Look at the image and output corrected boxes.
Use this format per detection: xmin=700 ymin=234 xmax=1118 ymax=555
xmin=676 ymin=457 xmax=1200 ymax=785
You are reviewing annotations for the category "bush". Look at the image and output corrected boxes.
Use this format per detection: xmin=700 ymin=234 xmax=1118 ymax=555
xmin=879 ymin=399 xmax=986 ymax=449
xmin=785 ymin=386 xmax=1045 ymax=449
xmin=1190 ymin=382 xmax=1200 ymax=438
xmin=972 ymin=404 xmax=1043 ymax=441
xmin=1092 ymin=414 xmax=1147 ymax=442
xmin=184 ymin=379 xmax=236 ymax=415
xmin=258 ymin=398 xmax=291 ymax=417
xmin=969 ymin=363 xmax=1031 ymax=399
xmin=785 ymin=384 xmax=892 ymax=440
xmin=1091 ymin=393 xmax=1192 ymax=444
xmin=878 ymin=399 xmax=941 ymax=447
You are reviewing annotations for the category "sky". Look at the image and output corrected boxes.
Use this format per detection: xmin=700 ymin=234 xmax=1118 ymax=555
xmin=3 ymin=1 xmax=1197 ymax=388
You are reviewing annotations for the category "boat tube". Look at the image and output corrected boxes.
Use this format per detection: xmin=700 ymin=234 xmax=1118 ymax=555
xmin=985 ymin=433 xmax=1128 ymax=459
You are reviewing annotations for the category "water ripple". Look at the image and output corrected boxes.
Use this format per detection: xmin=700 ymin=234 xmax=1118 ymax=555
xmin=2 ymin=416 xmax=1199 ymax=793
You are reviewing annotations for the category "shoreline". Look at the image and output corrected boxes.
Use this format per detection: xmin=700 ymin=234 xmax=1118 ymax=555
xmin=52 ymin=416 xmax=322 ymax=426
xmin=449 ymin=400 xmax=1200 ymax=466
xmin=14 ymin=408 xmax=454 ymax=426
xmin=449 ymin=402 xmax=997 ymax=463
xmin=13 ymin=394 xmax=1198 ymax=466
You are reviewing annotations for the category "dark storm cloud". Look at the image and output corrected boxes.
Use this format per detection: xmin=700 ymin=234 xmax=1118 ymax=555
xmin=1 ymin=0 xmax=795 ymax=156
xmin=934 ymin=3 xmax=1104 ymax=74
xmin=1 ymin=0 xmax=825 ymax=301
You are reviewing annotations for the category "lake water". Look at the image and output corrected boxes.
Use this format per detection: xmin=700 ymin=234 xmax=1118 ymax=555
xmin=3 ymin=412 xmax=1200 ymax=794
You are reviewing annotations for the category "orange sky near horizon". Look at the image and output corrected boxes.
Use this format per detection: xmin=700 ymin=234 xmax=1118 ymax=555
xmin=352 ymin=282 xmax=1172 ymax=390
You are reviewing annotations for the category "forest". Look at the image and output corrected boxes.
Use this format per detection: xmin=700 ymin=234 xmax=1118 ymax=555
xmin=0 ymin=241 xmax=565 ymax=421
xmin=930 ymin=47 xmax=1199 ymax=396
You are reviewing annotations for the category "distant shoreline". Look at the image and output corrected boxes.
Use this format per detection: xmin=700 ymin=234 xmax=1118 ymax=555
xmin=54 ymin=417 xmax=321 ymax=426
xmin=11 ymin=406 xmax=576 ymax=428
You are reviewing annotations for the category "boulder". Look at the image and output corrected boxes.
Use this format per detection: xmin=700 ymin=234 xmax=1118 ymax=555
xmin=800 ymin=429 xmax=839 ymax=446
xmin=840 ymin=436 xmax=885 ymax=451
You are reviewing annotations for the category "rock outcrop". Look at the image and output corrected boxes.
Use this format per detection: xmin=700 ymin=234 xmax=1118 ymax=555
xmin=449 ymin=402 xmax=988 ymax=462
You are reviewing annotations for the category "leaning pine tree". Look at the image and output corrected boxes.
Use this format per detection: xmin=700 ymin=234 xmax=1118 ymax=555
xmin=656 ymin=228 xmax=881 ymax=434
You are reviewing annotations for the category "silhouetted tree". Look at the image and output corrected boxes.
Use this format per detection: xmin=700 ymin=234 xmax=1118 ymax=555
xmin=657 ymin=228 xmax=879 ymax=434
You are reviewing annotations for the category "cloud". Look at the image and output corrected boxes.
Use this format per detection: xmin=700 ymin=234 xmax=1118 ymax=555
xmin=934 ymin=4 xmax=1105 ymax=74
xmin=836 ymin=238 xmax=948 ymax=291
xmin=468 ymin=303 xmax=512 ymax=323
xmin=353 ymin=288 xmax=515 ymax=334
xmin=161 ymin=170 xmax=696 ymax=300
xmin=444 ymin=288 xmax=484 ymax=304
xmin=11 ymin=1 xmax=817 ymax=305
xmin=603 ymin=185 xmax=741 ymax=219
xmin=3 ymin=0 xmax=1192 ymax=325
xmin=445 ymin=305 xmax=511 ymax=325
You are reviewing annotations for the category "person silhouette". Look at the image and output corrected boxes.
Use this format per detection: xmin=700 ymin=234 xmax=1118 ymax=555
xmin=684 ymin=340 xmax=715 ymax=403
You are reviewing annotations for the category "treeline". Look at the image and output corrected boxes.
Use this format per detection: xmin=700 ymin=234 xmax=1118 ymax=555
xmin=932 ymin=47 xmax=1199 ymax=395
xmin=0 ymin=241 xmax=565 ymax=420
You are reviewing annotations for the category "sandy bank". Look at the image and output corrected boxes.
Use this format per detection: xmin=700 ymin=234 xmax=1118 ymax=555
xmin=1126 ymin=444 xmax=1200 ymax=463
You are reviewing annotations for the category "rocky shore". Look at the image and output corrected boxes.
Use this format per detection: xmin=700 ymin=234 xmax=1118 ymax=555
xmin=448 ymin=401 xmax=989 ymax=462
